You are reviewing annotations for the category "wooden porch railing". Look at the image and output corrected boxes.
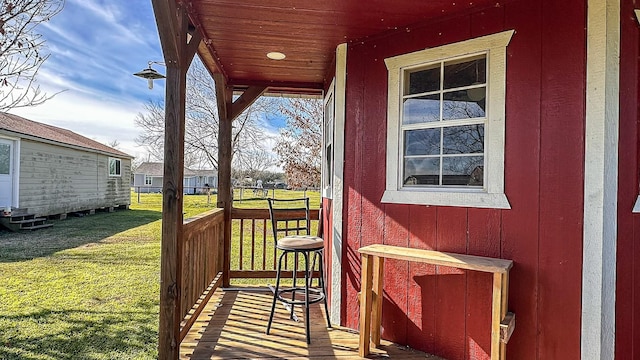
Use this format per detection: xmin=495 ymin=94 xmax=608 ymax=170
xmin=230 ymin=207 xmax=321 ymax=280
xmin=175 ymin=206 xmax=320 ymax=343
xmin=179 ymin=208 xmax=225 ymax=341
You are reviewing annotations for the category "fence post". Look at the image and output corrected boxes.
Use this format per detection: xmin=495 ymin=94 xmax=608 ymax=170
xmin=137 ymin=187 xmax=141 ymax=204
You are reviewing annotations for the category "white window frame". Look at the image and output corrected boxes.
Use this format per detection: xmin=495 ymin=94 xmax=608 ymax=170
xmin=144 ymin=174 xmax=152 ymax=186
xmin=108 ymin=157 xmax=122 ymax=177
xmin=322 ymin=78 xmax=335 ymax=199
xmin=381 ymin=30 xmax=514 ymax=209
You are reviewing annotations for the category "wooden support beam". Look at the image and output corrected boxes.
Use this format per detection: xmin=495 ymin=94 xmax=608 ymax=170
xmin=156 ymin=3 xmax=189 ymax=360
xmin=213 ymin=72 xmax=233 ymax=287
xmin=230 ymin=86 xmax=267 ymax=120
xmin=186 ymin=27 xmax=202 ymax=66
xmin=151 ymin=0 xmax=179 ymax=62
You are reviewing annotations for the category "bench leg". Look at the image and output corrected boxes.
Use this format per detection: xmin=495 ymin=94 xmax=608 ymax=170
xmin=491 ymin=272 xmax=509 ymax=360
xmin=359 ymin=254 xmax=374 ymax=357
xmin=371 ymin=256 xmax=384 ymax=348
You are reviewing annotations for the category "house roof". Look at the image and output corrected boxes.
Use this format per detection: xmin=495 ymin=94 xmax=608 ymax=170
xmin=184 ymin=0 xmax=514 ymax=95
xmin=135 ymin=162 xmax=217 ymax=177
xmin=0 ymin=112 xmax=132 ymax=158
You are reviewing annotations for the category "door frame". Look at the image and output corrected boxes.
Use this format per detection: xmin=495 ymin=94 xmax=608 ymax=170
xmin=0 ymin=136 xmax=20 ymax=208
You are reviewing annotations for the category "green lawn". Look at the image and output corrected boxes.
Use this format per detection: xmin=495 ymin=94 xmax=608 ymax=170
xmin=0 ymin=189 xmax=319 ymax=360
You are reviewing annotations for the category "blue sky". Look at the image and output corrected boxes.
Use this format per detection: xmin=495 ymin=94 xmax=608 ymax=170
xmin=9 ymin=0 xmax=282 ymax=160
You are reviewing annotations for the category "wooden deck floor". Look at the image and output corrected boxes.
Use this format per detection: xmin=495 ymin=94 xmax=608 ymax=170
xmin=180 ymin=288 xmax=442 ymax=359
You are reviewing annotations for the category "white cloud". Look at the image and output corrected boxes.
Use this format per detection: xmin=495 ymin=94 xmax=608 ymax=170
xmin=10 ymin=90 xmax=146 ymax=158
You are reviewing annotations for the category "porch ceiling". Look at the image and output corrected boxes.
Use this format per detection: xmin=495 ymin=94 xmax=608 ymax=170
xmin=186 ymin=0 xmax=510 ymax=94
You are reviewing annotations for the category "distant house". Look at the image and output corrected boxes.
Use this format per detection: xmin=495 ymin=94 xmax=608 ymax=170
xmin=132 ymin=162 xmax=217 ymax=194
xmin=0 ymin=112 xmax=133 ymax=216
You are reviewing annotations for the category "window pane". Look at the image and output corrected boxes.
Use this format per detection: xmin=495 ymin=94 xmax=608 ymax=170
xmin=443 ymin=90 xmax=486 ymax=120
xmin=443 ymin=124 xmax=484 ymax=154
xmin=406 ymin=65 xmax=440 ymax=95
xmin=0 ymin=144 xmax=9 ymax=175
xmin=404 ymin=129 xmax=441 ymax=156
xmin=404 ymin=157 xmax=440 ymax=186
xmin=442 ymin=156 xmax=484 ymax=186
xmin=443 ymin=56 xmax=486 ymax=89
xmin=402 ymin=95 xmax=440 ymax=124
xmin=115 ymin=160 xmax=121 ymax=175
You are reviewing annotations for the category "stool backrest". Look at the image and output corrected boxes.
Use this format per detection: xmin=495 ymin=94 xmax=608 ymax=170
xmin=267 ymin=198 xmax=316 ymax=242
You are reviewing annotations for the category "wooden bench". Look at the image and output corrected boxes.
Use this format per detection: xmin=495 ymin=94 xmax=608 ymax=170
xmin=358 ymin=244 xmax=515 ymax=360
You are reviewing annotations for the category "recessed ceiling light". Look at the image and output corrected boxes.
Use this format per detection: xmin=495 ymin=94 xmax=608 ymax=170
xmin=267 ymin=52 xmax=286 ymax=60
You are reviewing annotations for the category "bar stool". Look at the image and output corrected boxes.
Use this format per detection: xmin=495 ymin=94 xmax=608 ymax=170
xmin=266 ymin=198 xmax=331 ymax=344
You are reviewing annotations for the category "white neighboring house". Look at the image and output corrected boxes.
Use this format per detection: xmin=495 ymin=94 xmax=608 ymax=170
xmin=132 ymin=162 xmax=218 ymax=194
xmin=0 ymin=112 xmax=132 ymax=216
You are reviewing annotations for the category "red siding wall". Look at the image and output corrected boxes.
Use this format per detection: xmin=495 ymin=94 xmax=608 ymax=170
xmin=616 ymin=0 xmax=640 ymax=358
xmin=342 ymin=1 xmax=586 ymax=359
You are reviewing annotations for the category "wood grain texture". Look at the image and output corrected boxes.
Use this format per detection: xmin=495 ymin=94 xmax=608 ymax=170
xmin=407 ymin=205 xmax=438 ymax=354
xmin=358 ymin=254 xmax=374 ymax=357
xmin=467 ymin=208 xmax=502 ymax=360
xmin=537 ymin=0 xmax=585 ymax=358
xmin=17 ymin=140 xmax=131 ymax=216
xmin=158 ymin=5 xmax=190 ymax=357
xmin=339 ymin=2 xmax=584 ymax=359
xmin=360 ymin=245 xmax=512 ymax=273
xmin=180 ymin=288 xmax=441 ymax=360
xmin=435 ymin=207 xmax=468 ymax=360
xmin=380 ymin=204 xmax=409 ymax=345
xmin=342 ymin=40 xmax=365 ymax=331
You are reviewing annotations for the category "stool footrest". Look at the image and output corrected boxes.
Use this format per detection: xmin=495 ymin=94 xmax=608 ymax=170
xmin=274 ymin=287 xmax=326 ymax=305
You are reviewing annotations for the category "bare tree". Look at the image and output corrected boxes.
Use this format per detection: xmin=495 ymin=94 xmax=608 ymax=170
xmin=107 ymin=139 xmax=120 ymax=149
xmin=0 ymin=0 xmax=64 ymax=111
xmin=134 ymin=58 xmax=273 ymax=170
xmin=274 ymin=98 xmax=322 ymax=188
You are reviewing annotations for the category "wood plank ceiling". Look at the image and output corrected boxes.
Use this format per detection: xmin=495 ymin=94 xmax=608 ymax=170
xmin=187 ymin=0 xmax=509 ymax=94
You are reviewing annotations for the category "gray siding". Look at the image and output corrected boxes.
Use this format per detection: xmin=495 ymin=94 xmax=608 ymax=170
xmin=133 ymin=174 xmax=162 ymax=192
xmin=18 ymin=139 xmax=131 ymax=216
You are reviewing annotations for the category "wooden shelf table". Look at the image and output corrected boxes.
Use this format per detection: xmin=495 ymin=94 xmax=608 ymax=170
xmin=358 ymin=244 xmax=515 ymax=359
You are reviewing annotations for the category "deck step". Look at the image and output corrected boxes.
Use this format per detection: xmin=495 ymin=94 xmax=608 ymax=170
xmin=0 ymin=213 xmax=53 ymax=232
xmin=10 ymin=217 xmax=47 ymax=225
xmin=22 ymin=223 xmax=54 ymax=231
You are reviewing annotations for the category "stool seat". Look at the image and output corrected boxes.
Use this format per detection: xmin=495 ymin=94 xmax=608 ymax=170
xmin=277 ymin=235 xmax=324 ymax=250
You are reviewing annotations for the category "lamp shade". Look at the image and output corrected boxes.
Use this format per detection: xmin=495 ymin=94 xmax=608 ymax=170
xmin=133 ymin=67 xmax=165 ymax=80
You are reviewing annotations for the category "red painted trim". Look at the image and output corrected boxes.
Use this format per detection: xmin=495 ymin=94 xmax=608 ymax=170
xmin=616 ymin=0 xmax=640 ymax=358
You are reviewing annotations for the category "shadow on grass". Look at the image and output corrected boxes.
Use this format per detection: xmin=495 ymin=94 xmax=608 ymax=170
xmin=0 ymin=209 xmax=162 ymax=263
xmin=0 ymin=307 xmax=158 ymax=360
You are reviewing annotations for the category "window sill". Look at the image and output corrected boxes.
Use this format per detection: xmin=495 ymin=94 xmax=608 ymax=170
xmin=381 ymin=189 xmax=511 ymax=209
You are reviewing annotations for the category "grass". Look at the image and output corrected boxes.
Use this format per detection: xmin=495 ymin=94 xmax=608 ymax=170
xmin=0 ymin=189 xmax=320 ymax=360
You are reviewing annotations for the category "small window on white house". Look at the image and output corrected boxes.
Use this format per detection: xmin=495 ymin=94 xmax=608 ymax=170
xmin=109 ymin=158 xmax=122 ymax=177
xmin=144 ymin=175 xmax=152 ymax=185
xmin=382 ymin=30 xmax=513 ymax=209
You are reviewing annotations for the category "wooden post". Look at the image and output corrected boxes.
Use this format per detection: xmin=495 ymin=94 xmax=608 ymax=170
xmin=214 ymin=79 xmax=266 ymax=287
xmin=491 ymin=272 xmax=509 ymax=360
xmin=371 ymin=256 xmax=384 ymax=347
xmin=152 ymin=1 xmax=202 ymax=358
xmin=358 ymin=253 xmax=374 ymax=357
xmin=214 ymin=73 xmax=233 ymax=287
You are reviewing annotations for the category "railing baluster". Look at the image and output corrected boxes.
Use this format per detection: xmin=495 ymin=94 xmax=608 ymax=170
xmin=262 ymin=220 xmax=267 ymax=270
xmin=239 ymin=219 xmax=244 ymax=271
xmin=251 ymin=219 xmax=256 ymax=270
